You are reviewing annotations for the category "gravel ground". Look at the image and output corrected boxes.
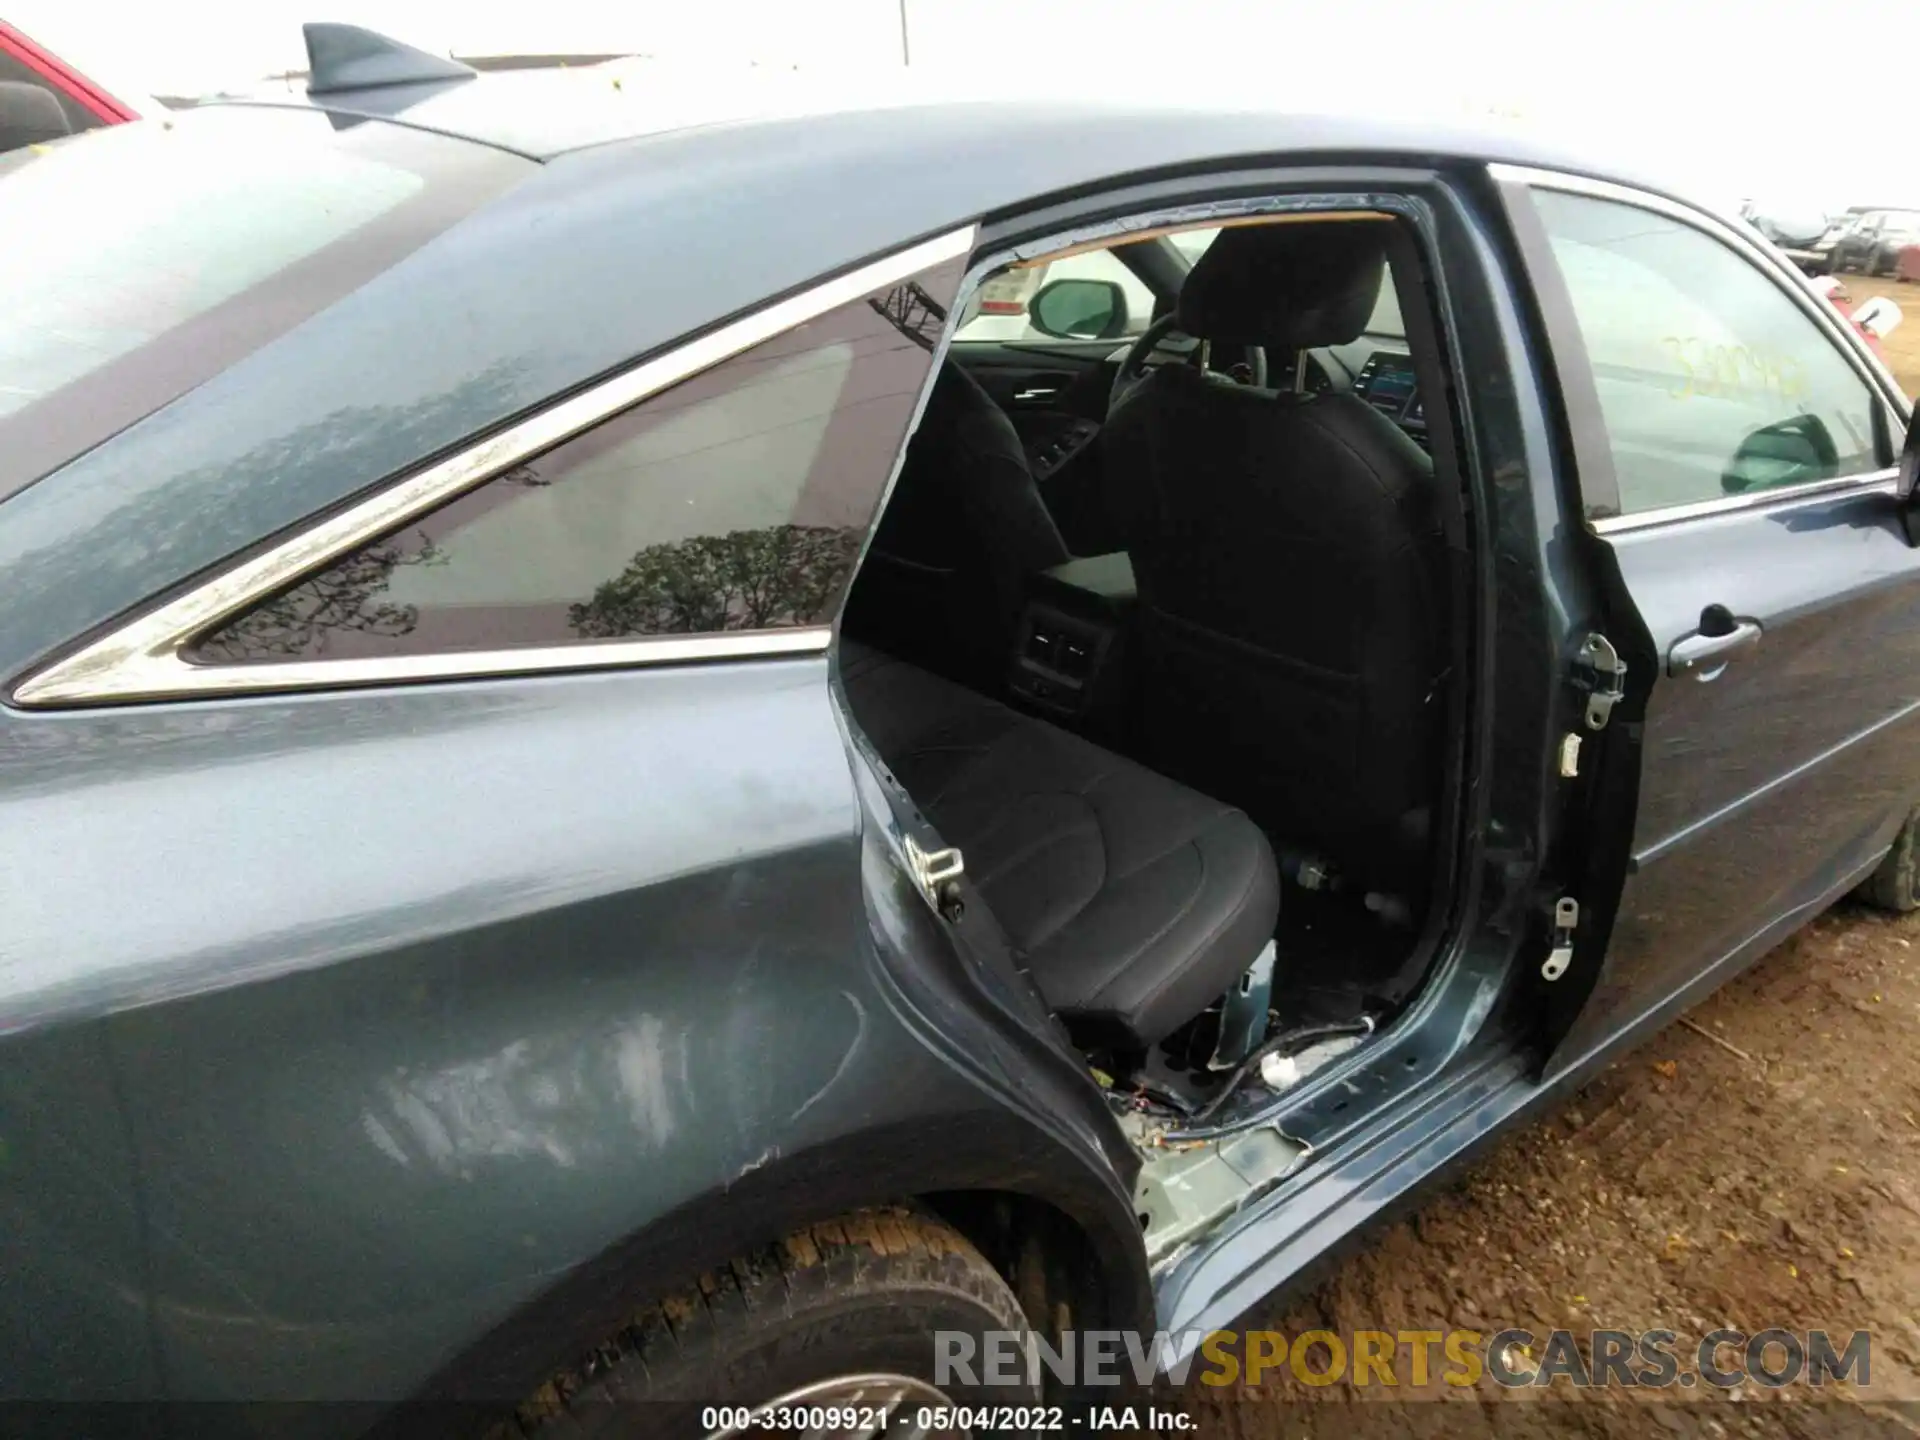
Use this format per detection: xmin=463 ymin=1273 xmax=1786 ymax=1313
xmin=1147 ymin=283 xmax=1920 ymax=1437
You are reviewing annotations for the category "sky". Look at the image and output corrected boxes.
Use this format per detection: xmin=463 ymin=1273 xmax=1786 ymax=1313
xmin=11 ymin=0 xmax=1915 ymax=213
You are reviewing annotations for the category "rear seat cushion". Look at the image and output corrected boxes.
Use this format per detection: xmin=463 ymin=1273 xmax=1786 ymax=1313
xmin=842 ymin=644 xmax=1279 ymax=1048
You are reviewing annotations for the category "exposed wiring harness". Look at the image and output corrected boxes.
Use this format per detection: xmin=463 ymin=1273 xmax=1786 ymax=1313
xmin=1163 ymin=1015 xmax=1376 ymax=1141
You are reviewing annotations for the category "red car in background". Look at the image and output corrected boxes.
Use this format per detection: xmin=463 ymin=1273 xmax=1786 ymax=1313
xmin=0 ymin=19 xmax=145 ymax=151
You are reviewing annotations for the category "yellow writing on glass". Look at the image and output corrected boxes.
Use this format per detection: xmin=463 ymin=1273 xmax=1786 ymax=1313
xmin=1660 ymin=336 xmax=1808 ymax=403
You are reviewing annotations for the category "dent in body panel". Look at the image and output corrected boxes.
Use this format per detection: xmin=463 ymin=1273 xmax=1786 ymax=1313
xmin=109 ymin=845 xmax=912 ymax=1407
xmin=4 ymin=657 xmax=913 ymax=1407
xmin=357 ymin=969 xmax=868 ymax=1181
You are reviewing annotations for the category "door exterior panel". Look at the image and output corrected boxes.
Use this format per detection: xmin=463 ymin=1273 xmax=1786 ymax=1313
xmin=1493 ymin=165 xmax=1919 ymax=1065
xmin=1560 ymin=488 xmax=1920 ymax=1058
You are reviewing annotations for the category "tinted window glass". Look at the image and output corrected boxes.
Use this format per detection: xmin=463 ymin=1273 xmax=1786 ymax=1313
xmin=191 ymin=268 xmax=959 ymax=663
xmin=0 ymin=107 xmax=527 ymax=498
xmin=1533 ymin=189 xmax=1883 ymax=517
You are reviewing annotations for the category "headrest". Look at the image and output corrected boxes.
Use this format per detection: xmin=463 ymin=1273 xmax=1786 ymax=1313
xmin=1176 ymin=221 xmax=1390 ymax=350
xmin=0 ymin=82 xmax=73 ymax=150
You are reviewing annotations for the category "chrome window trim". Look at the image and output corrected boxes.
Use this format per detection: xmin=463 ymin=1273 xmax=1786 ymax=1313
xmin=13 ymin=225 xmax=979 ymax=709
xmin=1590 ymin=467 xmax=1900 ymax=535
xmin=1487 ymin=164 xmax=1912 ymax=532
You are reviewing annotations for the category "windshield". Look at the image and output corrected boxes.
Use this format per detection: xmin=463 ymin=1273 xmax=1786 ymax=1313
xmin=0 ymin=107 xmax=527 ymax=500
xmin=1173 ymin=224 xmax=1404 ymax=339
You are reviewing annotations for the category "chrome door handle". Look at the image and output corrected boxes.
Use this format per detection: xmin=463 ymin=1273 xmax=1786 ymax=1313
xmin=1667 ymin=620 xmax=1762 ymax=680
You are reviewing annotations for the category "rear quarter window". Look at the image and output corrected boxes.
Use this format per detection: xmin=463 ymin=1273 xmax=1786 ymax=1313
xmin=188 ymin=266 xmax=963 ymax=664
xmin=0 ymin=106 xmax=528 ymax=499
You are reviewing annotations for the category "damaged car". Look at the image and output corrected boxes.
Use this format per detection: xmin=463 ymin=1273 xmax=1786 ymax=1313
xmin=3 ymin=23 xmax=1919 ymax=1440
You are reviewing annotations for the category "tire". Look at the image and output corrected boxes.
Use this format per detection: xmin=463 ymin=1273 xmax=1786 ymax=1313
xmin=504 ymin=1207 xmax=1037 ymax=1438
xmin=1859 ymin=810 xmax=1920 ymax=912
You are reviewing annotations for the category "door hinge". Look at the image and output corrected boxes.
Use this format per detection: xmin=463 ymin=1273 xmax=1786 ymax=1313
xmin=1574 ymin=633 xmax=1628 ymax=732
xmin=903 ymin=834 xmax=967 ymax=923
xmin=1541 ymin=896 xmax=1579 ymax=981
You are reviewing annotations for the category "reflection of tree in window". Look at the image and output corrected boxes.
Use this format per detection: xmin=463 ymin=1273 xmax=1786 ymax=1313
xmin=187 ymin=259 xmax=964 ymax=664
xmin=868 ymin=282 xmax=947 ymax=353
xmin=569 ymin=523 xmax=861 ymax=637
xmin=194 ymin=531 xmax=443 ymax=662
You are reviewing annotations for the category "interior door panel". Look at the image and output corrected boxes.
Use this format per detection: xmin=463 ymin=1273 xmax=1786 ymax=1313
xmin=949 ymin=339 xmax=1118 ymax=422
xmin=949 ymin=340 xmax=1124 ymax=554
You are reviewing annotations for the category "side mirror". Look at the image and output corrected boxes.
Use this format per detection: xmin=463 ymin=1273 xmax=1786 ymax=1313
xmin=1027 ymin=278 xmax=1130 ymax=341
xmin=1722 ymin=414 xmax=1838 ymax=495
xmin=0 ymin=81 xmax=72 ymax=155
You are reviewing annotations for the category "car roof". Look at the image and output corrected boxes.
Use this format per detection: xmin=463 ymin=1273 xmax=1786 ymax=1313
xmin=214 ymin=58 xmax=1662 ymax=189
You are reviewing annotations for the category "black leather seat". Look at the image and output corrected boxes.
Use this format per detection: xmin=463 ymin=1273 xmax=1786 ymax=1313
xmin=842 ymin=361 xmax=1068 ymax=686
xmin=1103 ymin=223 xmax=1445 ymax=888
xmin=842 ymin=644 xmax=1279 ymax=1049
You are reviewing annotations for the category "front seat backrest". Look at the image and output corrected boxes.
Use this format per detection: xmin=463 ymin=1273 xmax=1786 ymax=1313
xmin=1103 ymin=223 xmax=1443 ymax=885
xmin=846 ymin=360 xmax=1068 ymax=685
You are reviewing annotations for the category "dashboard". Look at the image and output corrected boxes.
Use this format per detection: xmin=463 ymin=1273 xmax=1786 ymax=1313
xmin=1348 ymin=349 xmax=1428 ymax=442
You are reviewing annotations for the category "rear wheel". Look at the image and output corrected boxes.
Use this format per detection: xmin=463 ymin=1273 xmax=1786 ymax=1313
xmin=1859 ymin=808 xmax=1920 ymax=913
xmin=505 ymin=1207 xmax=1036 ymax=1439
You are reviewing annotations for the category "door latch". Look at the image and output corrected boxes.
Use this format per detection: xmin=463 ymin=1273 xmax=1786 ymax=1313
xmin=1574 ymin=633 xmax=1627 ymax=731
xmin=903 ymin=834 xmax=967 ymax=923
xmin=1541 ymin=897 xmax=1579 ymax=981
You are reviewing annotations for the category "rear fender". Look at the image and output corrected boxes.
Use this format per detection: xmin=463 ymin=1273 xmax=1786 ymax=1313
xmin=400 ymin=1118 xmax=1151 ymax=1416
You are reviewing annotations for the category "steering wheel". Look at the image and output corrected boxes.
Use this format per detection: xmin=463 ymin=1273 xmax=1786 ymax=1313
xmin=1110 ymin=313 xmax=1266 ymax=412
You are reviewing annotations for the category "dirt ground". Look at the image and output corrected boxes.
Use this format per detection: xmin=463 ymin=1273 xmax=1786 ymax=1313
xmin=1149 ymin=280 xmax=1920 ymax=1437
xmin=1156 ymin=903 xmax=1920 ymax=1435
xmin=1855 ymin=273 xmax=1920 ymax=397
